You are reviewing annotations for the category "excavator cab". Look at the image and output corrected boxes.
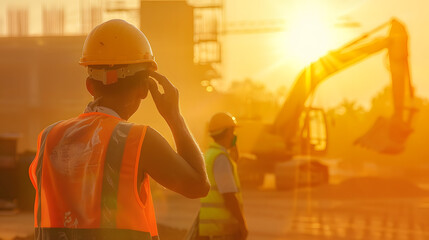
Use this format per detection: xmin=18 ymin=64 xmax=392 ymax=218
xmin=299 ymin=107 xmax=328 ymax=155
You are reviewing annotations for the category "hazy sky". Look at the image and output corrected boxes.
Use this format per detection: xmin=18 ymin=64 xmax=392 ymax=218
xmin=221 ymin=0 xmax=428 ymax=109
xmin=1 ymin=0 xmax=427 ymax=110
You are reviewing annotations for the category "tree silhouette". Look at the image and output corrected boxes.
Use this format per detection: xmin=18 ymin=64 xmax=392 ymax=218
xmin=225 ymin=78 xmax=283 ymax=121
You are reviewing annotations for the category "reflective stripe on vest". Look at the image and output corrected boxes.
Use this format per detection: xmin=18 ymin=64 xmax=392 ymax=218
xmin=100 ymin=122 xmax=133 ymax=228
xmin=34 ymin=121 xmax=62 ymax=229
xmin=199 ymin=142 xmax=243 ymax=236
xmin=29 ymin=113 xmax=158 ymax=239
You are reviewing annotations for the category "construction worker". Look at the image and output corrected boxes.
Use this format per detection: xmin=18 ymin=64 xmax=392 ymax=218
xmin=29 ymin=19 xmax=210 ymax=240
xmin=198 ymin=112 xmax=248 ymax=240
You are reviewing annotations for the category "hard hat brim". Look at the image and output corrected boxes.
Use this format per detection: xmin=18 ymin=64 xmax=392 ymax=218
xmin=79 ymin=59 xmax=158 ymax=71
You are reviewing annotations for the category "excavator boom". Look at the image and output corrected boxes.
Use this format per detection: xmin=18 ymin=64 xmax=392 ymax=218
xmin=271 ymin=18 xmax=414 ymax=154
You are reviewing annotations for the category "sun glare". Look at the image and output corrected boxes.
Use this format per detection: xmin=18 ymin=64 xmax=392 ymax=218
xmin=282 ymin=7 xmax=337 ymax=66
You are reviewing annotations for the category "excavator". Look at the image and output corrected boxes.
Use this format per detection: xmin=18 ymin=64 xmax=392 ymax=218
xmin=235 ymin=18 xmax=416 ymax=189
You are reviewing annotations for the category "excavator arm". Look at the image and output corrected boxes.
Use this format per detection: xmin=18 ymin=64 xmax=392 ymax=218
xmin=272 ymin=18 xmax=415 ymax=154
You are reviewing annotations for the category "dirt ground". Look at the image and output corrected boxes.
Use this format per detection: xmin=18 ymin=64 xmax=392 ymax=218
xmin=1 ymin=176 xmax=429 ymax=240
xmin=153 ymin=176 xmax=429 ymax=240
xmin=0 ymin=224 xmax=187 ymax=240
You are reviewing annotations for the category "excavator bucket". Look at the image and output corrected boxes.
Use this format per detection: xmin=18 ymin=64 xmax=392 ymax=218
xmin=354 ymin=116 xmax=413 ymax=154
xmin=354 ymin=19 xmax=416 ymax=155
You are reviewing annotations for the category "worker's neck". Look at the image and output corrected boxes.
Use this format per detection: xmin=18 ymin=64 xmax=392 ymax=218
xmin=97 ymin=98 xmax=133 ymax=120
xmin=215 ymin=139 xmax=231 ymax=150
xmin=110 ymin=106 xmax=131 ymax=120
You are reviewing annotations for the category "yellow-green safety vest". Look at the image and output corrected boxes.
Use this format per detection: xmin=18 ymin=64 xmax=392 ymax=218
xmin=199 ymin=142 xmax=243 ymax=236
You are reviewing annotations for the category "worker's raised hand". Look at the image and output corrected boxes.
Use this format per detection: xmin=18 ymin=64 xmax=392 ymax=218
xmin=229 ymin=145 xmax=239 ymax=163
xmin=148 ymin=72 xmax=181 ymax=124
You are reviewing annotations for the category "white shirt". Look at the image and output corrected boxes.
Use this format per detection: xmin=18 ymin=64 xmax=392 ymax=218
xmin=213 ymin=154 xmax=238 ymax=194
xmin=84 ymin=98 xmax=121 ymax=119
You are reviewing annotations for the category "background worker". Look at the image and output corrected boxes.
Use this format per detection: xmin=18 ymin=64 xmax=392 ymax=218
xmin=29 ymin=19 xmax=209 ymax=240
xmin=198 ymin=112 xmax=248 ymax=240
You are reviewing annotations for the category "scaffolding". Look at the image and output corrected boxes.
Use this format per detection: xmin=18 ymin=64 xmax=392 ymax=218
xmin=192 ymin=0 xmax=223 ymax=83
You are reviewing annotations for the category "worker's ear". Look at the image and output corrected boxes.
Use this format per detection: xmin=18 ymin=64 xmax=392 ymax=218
xmin=86 ymin=77 xmax=96 ymax=96
xmin=138 ymin=73 xmax=150 ymax=100
xmin=139 ymin=79 xmax=149 ymax=99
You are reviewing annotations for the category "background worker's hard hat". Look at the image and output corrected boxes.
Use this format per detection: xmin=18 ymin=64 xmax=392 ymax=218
xmin=79 ymin=19 xmax=157 ymax=70
xmin=208 ymin=112 xmax=237 ymax=136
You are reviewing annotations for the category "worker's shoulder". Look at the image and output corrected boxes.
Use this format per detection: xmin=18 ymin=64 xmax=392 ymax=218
xmin=206 ymin=144 xmax=228 ymax=156
xmin=40 ymin=119 xmax=66 ymax=133
xmin=213 ymin=154 xmax=230 ymax=167
xmin=40 ymin=113 xmax=105 ymax=134
xmin=139 ymin=126 xmax=174 ymax=159
xmin=142 ymin=125 xmax=167 ymax=146
xmin=214 ymin=153 xmax=229 ymax=161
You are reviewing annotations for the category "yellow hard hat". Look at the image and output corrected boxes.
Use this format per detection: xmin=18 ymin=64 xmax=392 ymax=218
xmin=79 ymin=19 xmax=157 ymax=70
xmin=208 ymin=112 xmax=237 ymax=136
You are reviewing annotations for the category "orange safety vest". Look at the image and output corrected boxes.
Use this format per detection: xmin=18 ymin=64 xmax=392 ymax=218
xmin=29 ymin=112 xmax=158 ymax=240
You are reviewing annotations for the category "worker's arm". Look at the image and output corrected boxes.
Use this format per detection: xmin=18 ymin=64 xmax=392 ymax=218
xmin=213 ymin=155 xmax=248 ymax=239
xmin=139 ymin=72 xmax=210 ymax=199
xmin=223 ymin=193 xmax=248 ymax=240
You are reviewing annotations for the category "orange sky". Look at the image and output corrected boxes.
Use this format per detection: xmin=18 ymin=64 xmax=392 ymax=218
xmin=1 ymin=0 xmax=427 ymax=110
xmin=221 ymin=0 xmax=428 ymax=109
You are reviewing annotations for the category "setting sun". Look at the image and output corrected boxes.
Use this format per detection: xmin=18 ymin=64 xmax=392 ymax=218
xmin=281 ymin=5 xmax=338 ymax=65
